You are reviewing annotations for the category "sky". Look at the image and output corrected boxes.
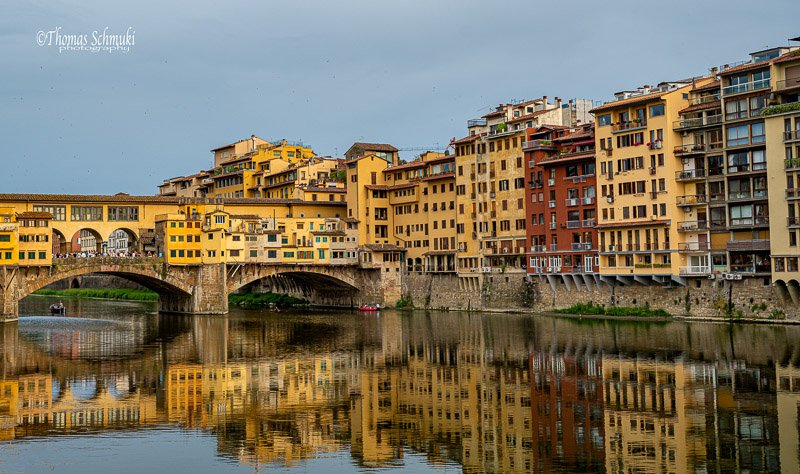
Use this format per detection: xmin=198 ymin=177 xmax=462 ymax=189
xmin=1 ymin=0 xmax=799 ymax=195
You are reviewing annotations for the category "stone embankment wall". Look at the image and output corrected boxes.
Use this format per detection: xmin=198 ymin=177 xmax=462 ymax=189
xmin=403 ymin=272 xmax=798 ymax=320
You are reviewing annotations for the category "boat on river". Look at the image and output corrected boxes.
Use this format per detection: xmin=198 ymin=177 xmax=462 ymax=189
xmin=49 ymin=302 xmax=65 ymax=315
xmin=359 ymin=304 xmax=380 ymax=312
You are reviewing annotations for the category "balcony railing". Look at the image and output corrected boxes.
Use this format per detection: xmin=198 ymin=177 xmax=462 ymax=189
xmin=570 ymin=242 xmax=593 ymax=251
xmin=678 ymin=220 xmax=708 ymax=232
xmin=722 ymin=78 xmax=770 ymax=96
xmin=776 ymin=77 xmax=800 ymax=91
xmin=785 ymin=130 xmax=800 ymax=142
xmin=531 ymin=245 xmax=545 ymax=253
xmin=547 ymin=178 xmax=556 ymax=186
xmin=467 ymin=118 xmax=487 ymax=127
xmin=548 ymin=200 xmax=556 ymax=208
xmin=678 ymin=242 xmax=710 ymax=252
xmin=688 ymin=94 xmax=720 ymax=106
xmin=729 ymin=216 xmax=769 ymax=227
xmin=612 ymin=119 xmax=647 ymax=133
xmin=549 ymin=222 xmax=557 ymax=229
xmin=581 ymin=197 xmax=595 ymax=206
xmin=676 ymin=194 xmax=707 ymax=206
xmin=728 ymin=162 xmax=767 ymax=174
xmin=582 ymin=218 xmax=596 ymax=227
xmin=680 ymin=265 xmax=711 ymax=275
xmin=674 ymin=144 xmax=707 ymax=156
xmin=566 ymin=220 xmax=581 ymax=228
xmin=566 ymin=198 xmax=579 ymax=207
xmin=528 ymin=180 xmax=543 ymax=189
xmin=673 ymin=114 xmax=722 ymax=130
xmin=789 ymin=217 xmax=800 ymax=227
xmin=522 ymin=140 xmax=556 ymax=151
xmin=676 ymin=169 xmax=707 ymax=181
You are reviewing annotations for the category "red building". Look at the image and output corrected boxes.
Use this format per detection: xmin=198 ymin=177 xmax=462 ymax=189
xmin=529 ymin=350 xmax=605 ymax=472
xmin=525 ymin=124 xmax=598 ymax=283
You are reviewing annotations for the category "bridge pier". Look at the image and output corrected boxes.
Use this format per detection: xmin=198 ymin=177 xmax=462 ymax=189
xmin=160 ymin=263 xmax=229 ymax=315
xmin=1 ymin=267 xmax=19 ymax=322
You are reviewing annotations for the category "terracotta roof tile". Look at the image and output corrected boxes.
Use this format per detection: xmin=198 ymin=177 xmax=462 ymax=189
xmin=595 ymin=219 xmax=670 ymax=229
xmin=678 ymin=100 xmax=721 ymax=114
xmin=16 ymin=211 xmax=53 ymax=219
xmin=364 ymin=244 xmax=405 ymax=252
xmin=348 ymin=142 xmax=398 ymax=153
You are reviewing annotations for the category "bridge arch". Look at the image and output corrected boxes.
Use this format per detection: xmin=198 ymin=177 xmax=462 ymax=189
xmin=226 ymin=264 xmax=363 ymax=306
xmin=19 ymin=258 xmax=195 ymax=310
xmin=51 ymin=228 xmax=68 ymax=255
xmin=106 ymin=227 xmax=138 ymax=255
xmin=68 ymin=228 xmax=104 ymax=254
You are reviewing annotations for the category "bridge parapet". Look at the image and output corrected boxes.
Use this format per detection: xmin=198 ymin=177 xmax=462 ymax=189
xmin=52 ymin=257 xmax=165 ymax=269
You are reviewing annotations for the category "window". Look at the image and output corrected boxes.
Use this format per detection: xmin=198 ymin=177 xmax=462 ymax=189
xmin=727 ymin=125 xmax=749 ymax=146
xmin=70 ymin=206 xmax=103 ymax=221
xmin=107 ymin=206 xmax=139 ymax=221
xmin=598 ymin=114 xmax=611 ymax=126
xmin=33 ymin=205 xmax=66 ymax=221
xmin=0 ymin=234 xmax=9 ymax=242
xmin=649 ymin=104 xmax=664 ymax=117
xmin=214 ymin=215 xmax=226 ymax=224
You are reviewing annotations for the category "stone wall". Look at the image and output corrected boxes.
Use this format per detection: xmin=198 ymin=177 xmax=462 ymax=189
xmin=45 ymin=274 xmax=148 ymax=291
xmin=403 ymin=271 xmax=798 ymax=321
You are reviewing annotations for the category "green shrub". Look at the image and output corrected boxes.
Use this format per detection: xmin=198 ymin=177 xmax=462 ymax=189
xmin=228 ymin=292 xmax=308 ymax=309
xmin=34 ymin=288 xmax=159 ymax=301
xmin=555 ymin=301 xmax=669 ymax=317
xmin=761 ymin=102 xmax=800 ymax=116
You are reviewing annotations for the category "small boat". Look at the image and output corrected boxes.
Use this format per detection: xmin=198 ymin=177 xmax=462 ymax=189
xmin=49 ymin=302 xmax=66 ymax=315
xmin=359 ymin=304 xmax=381 ymax=312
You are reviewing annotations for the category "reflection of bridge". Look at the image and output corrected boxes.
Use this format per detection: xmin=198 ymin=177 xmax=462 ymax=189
xmin=0 ymin=257 xmax=384 ymax=321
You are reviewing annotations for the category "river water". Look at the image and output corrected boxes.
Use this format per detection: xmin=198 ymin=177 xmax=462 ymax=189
xmin=1 ymin=297 xmax=798 ymax=473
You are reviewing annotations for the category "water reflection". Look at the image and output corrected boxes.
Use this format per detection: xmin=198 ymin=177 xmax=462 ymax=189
xmin=1 ymin=298 xmax=799 ymax=473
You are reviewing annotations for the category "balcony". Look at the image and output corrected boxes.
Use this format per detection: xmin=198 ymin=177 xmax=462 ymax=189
xmin=710 ymin=219 xmax=727 ymax=230
xmin=549 ymin=222 xmax=557 ymax=230
xmin=776 ymin=77 xmax=800 ymax=92
xmin=564 ymin=174 xmax=592 ymax=184
xmin=612 ymin=119 xmax=647 ymax=133
xmin=676 ymin=169 xmax=707 ymax=181
xmin=788 ymin=188 xmax=800 ymax=200
xmin=786 ymin=130 xmax=800 ymax=142
xmin=523 ymin=140 xmax=556 ymax=151
xmin=680 ymin=265 xmax=711 ymax=275
xmin=678 ymin=242 xmax=710 ymax=252
xmin=565 ymin=198 xmax=579 ymax=207
xmin=673 ymin=114 xmax=722 ymax=131
xmin=528 ymin=180 xmax=543 ymax=189
xmin=201 ymin=178 xmax=214 ymax=185
xmin=688 ymin=94 xmax=720 ymax=106
xmin=678 ymin=221 xmax=708 ymax=232
xmin=730 ymin=216 xmax=769 ymax=228
xmin=673 ymin=144 xmax=707 ymax=156
xmin=467 ymin=118 xmax=487 ymax=127
xmin=570 ymin=242 xmax=593 ymax=251
xmin=566 ymin=220 xmax=581 ymax=228
xmin=789 ymin=216 xmax=800 ymax=228
xmin=528 ymin=160 xmax=536 ymax=168
xmin=548 ymin=200 xmax=556 ymax=208
xmin=531 ymin=245 xmax=545 ymax=253
xmin=547 ymin=178 xmax=556 ymax=186
xmin=727 ymin=162 xmax=767 ymax=175
xmin=722 ymin=78 xmax=770 ymax=96
xmin=582 ymin=218 xmax=596 ymax=227
xmin=676 ymin=194 xmax=707 ymax=206
xmin=730 ymin=264 xmax=771 ymax=274
xmin=582 ymin=197 xmax=595 ymax=206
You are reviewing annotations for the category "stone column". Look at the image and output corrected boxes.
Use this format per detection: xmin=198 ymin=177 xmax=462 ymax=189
xmin=191 ymin=263 xmax=229 ymax=314
xmin=0 ymin=267 xmax=19 ymax=322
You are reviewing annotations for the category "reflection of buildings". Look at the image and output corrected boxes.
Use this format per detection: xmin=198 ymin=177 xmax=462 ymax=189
xmin=601 ymin=355 xmax=780 ymax=473
xmin=530 ymin=351 xmax=604 ymax=472
xmin=3 ymin=312 xmax=798 ymax=472
xmin=777 ymin=364 xmax=800 ymax=474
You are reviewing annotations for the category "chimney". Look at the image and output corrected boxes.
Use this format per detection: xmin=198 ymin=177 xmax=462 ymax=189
xmin=555 ymin=97 xmax=562 ymax=108
xmin=710 ymin=66 xmax=719 ymax=77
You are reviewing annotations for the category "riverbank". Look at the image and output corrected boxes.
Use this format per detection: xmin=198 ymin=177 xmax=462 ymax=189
xmin=34 ymin=288 xmax=159 ymax=301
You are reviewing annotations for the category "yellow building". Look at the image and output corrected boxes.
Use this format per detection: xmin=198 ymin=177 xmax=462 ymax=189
xmin=593 ymin=81 xmax=695 ymax=284
xmin=15 ymin=211 xmax=53 ymax=266
xmin=453 ymin=97 xmax=583 ymax=289
xmin=765 ymin=49 xmax=800 ymax=287
xmin=0 ymin=207 xmax=18 ymax=265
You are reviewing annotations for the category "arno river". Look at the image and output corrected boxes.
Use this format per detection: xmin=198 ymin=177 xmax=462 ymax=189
xmin=1 ymin=298 xmax=799 ymax=473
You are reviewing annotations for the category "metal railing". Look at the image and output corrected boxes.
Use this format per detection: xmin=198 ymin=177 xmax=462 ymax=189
xmin=676 ymin=194 xmax=707 ymax=206
xmin=678 ymin=242 xmax=710 ymax=252
xmin=673 ymin=114 xmax=722 ymax=130
xmin=678 ymin=221 xmax=708 ymax=232
xmin=522 ymin=140 xmax=556 ymax=151
xmin=722 ymin=78 xmax=770 ymax=96
xmin=676 ymin=169 xmax=706 ymax=181
xmin=680 ymin=265 xmax=711 ymax=275
xmin=612 ymin=120 xmax=647 ymax=133
xmin=776 ymin=77 xmax=800 ymax=91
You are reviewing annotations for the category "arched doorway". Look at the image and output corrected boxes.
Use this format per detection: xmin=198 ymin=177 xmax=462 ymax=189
xmin=51 ymin=229 xmax=68 ymax=256
xmin=68 ymin=229 xmax=104 ymax=254
xmin=107 ymin=228 xmax=138 ymax=255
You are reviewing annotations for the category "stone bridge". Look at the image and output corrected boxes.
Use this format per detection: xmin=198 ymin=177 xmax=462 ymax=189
xmin=0 ymin=258 xmax=392 ymax=322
